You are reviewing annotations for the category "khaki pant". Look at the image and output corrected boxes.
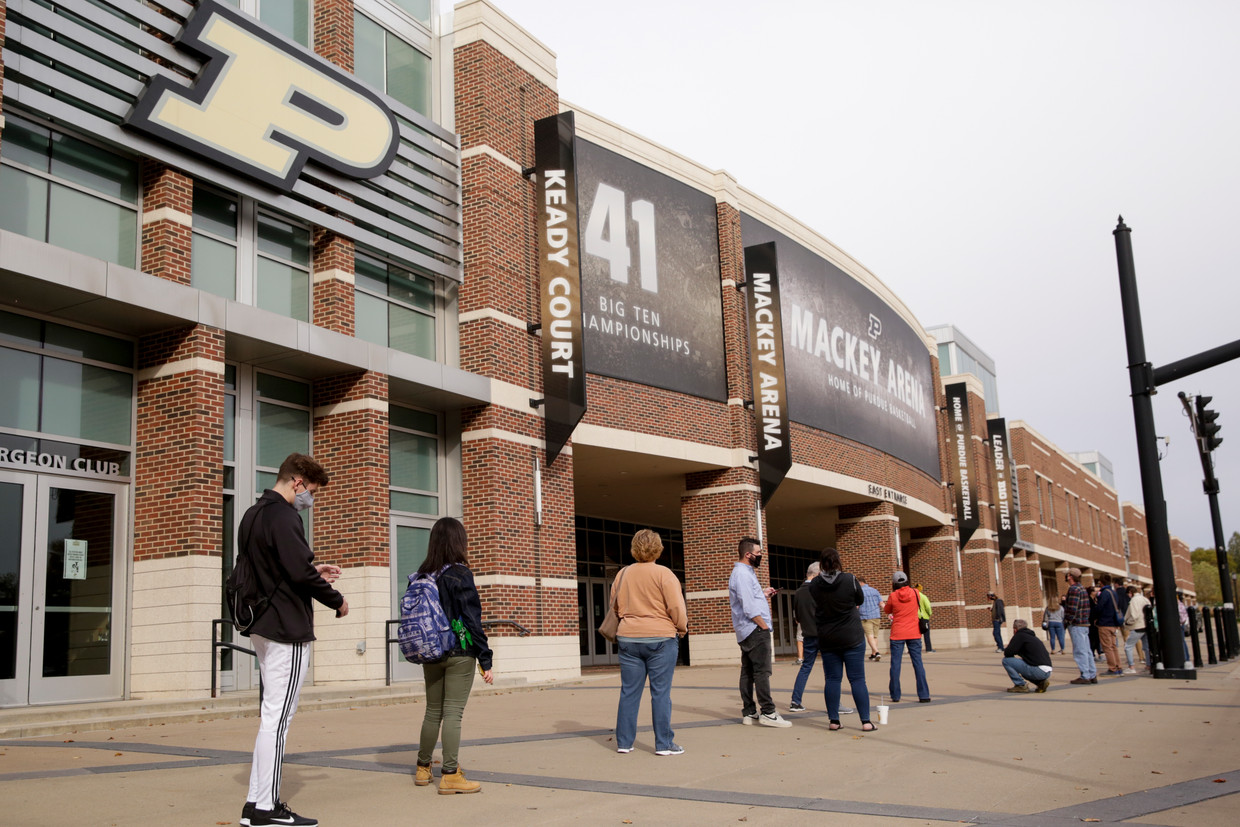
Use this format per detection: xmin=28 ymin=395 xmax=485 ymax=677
xmin=1098 ymin=625 xmax=1122 ymax=671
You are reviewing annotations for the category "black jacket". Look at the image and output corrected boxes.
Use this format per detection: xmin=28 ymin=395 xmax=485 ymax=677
xmin=435 ymin=564 xmax=494 ymax=671
xmin=991 ymin=598 xmax=1006 ymax=623
xmin=793 ymin=581 xmax=818 ymax=639
xmin=1003 ymin=627 xmax=1052 ymax=669
xmin=240 ymin=490 xmax=344 ymax=643
xmin=808 ymin=571 xmax=864 ymax=652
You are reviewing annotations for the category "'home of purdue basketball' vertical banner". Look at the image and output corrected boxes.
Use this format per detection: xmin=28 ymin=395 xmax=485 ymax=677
xmin=946 ymin=383 xmax=979 ymax=547
xmin=988 ymin=418 xmax=1020 ymax=559
xmin=534 ymin=112 xmax=587 ymax=464
xmin=744 ymin=243 xmax=791 ymax=505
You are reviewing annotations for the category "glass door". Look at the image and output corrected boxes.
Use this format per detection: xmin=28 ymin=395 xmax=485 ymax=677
xmin=0 ymin=472 xmax=36 ymax=707
xmin=389 ymin=517 xmax=431 ymax=683
xmin=29 ymin=476 xmax=127 ymax=704
xmin=578 ymin=576 xmax=617 ymax=667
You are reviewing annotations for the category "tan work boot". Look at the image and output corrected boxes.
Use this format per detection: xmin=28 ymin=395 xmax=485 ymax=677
xmin=414 ymin=763 xmax=432 ymax=786
xmin=438 ymin=768 xmax=481 ymax=795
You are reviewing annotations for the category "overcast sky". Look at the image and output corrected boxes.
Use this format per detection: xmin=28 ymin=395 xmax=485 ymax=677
xmin=488 ymin=0 xmax=1240 ymax=555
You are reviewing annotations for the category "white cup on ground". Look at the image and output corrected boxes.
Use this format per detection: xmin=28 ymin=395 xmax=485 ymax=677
xmin=877 ymin=704 xmax=889 ymax=725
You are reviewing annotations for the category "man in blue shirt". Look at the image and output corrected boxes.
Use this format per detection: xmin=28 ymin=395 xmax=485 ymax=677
xmin=728 ymin=537 xmax=792 ymax=727
xmin=859 ymin=577 xmax=883 ymax=661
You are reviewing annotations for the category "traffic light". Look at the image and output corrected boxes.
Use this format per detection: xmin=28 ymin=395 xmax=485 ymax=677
xmin=1195 ymin=395 xmax=1223 ymax=452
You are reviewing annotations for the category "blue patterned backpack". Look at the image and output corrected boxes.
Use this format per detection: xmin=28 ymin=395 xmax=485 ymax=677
xmin=398 ymin=565 xmax=458 ymax=664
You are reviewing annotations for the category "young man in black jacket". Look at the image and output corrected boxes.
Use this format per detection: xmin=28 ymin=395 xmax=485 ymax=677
xmin=240 ymin=453 xmax=348 ymax=827
xmin=1001 ymin=619 xmax=1053 ymax=693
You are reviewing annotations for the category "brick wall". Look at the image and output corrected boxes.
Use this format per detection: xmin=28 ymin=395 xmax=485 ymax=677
xmin=682 ymin=468 xmax=762 ymax=641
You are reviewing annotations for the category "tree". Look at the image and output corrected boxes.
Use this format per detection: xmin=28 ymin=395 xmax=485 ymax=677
xmin=1229 ymin=531 xmax=1240 ymax=576
xmin=1192 ymin=561 xmax=1222 ymax=605
xmin=1191 ymin=547 xmax=1215 ymax=566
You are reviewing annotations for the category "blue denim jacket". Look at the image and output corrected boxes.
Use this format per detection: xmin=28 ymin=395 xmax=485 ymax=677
xmin=728 ymin=561 xmax=770 ymax=642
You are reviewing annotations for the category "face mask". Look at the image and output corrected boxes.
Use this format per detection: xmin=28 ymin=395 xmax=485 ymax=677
xmin=749 ymin=553 xmax=763 ymax=568
xmin=294 ymin=489 xmax=315 ymax=512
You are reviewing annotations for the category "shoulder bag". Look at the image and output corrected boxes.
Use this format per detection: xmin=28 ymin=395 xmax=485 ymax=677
xmin=599 ymin=566 xmax=629 ymax=643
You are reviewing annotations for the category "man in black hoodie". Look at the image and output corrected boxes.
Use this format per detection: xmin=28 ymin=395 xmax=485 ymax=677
xmin=1001 ymin=619 xmax=1052 ymax=693
xmin=239 ymin=453 xmax=348 ymax=827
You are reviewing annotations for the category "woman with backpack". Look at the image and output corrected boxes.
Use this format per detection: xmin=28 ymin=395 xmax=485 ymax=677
xmin=414 ymin=517 xmax=493 ymax=794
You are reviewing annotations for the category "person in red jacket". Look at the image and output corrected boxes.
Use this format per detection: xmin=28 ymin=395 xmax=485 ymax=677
xmin=883 ymin=571 xmax=930 ymax=703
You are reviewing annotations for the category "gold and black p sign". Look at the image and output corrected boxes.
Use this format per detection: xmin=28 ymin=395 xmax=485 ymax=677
xmin=127 ymin=0 xmax=398 ymax=191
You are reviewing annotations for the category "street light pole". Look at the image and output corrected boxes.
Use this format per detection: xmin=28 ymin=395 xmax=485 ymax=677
xmin=1113 ymin=217 xmax=1194 ymax=678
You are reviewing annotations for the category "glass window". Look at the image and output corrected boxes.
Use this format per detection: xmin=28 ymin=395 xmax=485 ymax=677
xmin=389 ymin=0 xmax=432 ymax=26
xmin=389 ymin=404 xmax=440 ymax=516
xmin=256 ymin=213 xmax=311 ymax=322
xmin=192 ymin=188 xmax=239 ymax=299
xmin=0 ymin=310 xmax=44 ymax=348
xmin=44 ymin=320 xmax=134 ymax=367
xmin=355 ymin=251 xmax=436 ymax=359
xmin=0 ymin=347 xmax=42 ymax=432
xmin=258 ymin=372 xmax=310 ymax=406
xmin=224 ymin=0 xmax=311 ymax=48
xmin=41 ymin=357 xmax=133 ymax=445
xmin=257 ymin=402 xmax=310 ymax=468
xmin=0 ymin=116 xmax=138 ymax=267
xmin=354 ymin=11 xmax=432 ymax=116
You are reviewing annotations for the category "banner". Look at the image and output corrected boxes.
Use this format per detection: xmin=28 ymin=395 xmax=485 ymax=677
xmin=946 ymin=383 xmax=979 ymax=547
xmin=988 ymin=417 xmax=1020 ymax=559
xmin=533 ymin=112 xmax=587 ymax=464
xmin=576 ymin=139 xmax=727 ymax=401
xmin=744 ymin=243 xmax=791 ymax=505
xmin=740 ymin=216 xmax=940 ymax=478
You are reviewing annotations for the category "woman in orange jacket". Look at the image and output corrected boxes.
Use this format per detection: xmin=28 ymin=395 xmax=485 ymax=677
xmin=883 ymin=572 xmax=930 ymax=703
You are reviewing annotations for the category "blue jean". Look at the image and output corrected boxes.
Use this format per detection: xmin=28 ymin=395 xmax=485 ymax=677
xmin=1124 ymin=628 xmax=1147 ymax=668
xmin=790 ymin=635 xmax=820 ymax=706
xmin=1069 ymin=625 xmax=1096 ymax=679
xmin=888 ymin=638 xmax=929 ymax=701
xmin=1047 ymin=622 xmax=1066 ymax=651
xmin=615 ymin=637 xmax=678 ymax=751
xmin=821 ymin=640 xmax=871 ymax=722
xmin=1002 ymin=656 xmax=1050 ymax=686
xmin=992 ymin=621 xmax=1005 ymax=649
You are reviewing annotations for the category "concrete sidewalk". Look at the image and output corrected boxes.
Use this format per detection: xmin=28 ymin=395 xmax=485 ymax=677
xmin=2 ymin=647 xmax=1238 ymax=826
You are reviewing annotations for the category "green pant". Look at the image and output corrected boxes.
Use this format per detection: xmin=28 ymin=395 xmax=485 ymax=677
xmin=417 ymin=655 xmax=477 ymax=773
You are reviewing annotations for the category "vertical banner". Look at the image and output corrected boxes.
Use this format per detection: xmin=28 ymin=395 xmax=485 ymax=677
xmin=946 ymin=383 xmax=979 ymax=548
xmin=988 ymin=417 xmax=1019 ymax=559
xmin=744 ymin=243 xmax=791 ymax=506
xmin=534 ymin=112 xmax=587 ymax=464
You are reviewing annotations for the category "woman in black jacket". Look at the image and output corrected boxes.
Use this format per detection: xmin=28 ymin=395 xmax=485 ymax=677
xmin=808 ymin=548 xmax=874 ymax=732
xmin=414 ymin=517 xmax=494 ymax=794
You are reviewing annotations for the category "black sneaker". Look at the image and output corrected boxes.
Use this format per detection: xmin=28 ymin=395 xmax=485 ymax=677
xmin=789 ymin=702 xmax=806 ymax=712
xmin=241 ymin=802 xmax=255 ymax=827
xmin=250 ymin=802 xmax=317 ymax=826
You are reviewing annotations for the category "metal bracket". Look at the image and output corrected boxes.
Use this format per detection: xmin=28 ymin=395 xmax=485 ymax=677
xmin=1128 ymin=361 xmax=1158 ymax=397
xmin=527 ymin=322 xmax=542 ymax=334
xmin=522 ymin=166 xmax=536 ymax=180
xmin=529 ymin=398 xmax=545 ymax=409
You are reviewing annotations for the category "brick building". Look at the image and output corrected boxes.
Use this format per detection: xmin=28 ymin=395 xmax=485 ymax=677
xmin=0 ymin=0 xmax=1193 ymax=708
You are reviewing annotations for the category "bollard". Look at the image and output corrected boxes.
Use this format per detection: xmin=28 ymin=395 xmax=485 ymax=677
xmin=1213 ymin=606 xmax=1229 ymax=662
xmin=1188 ymin=606 xmax=1204 ymax=668
xmin=1203 ymin=607 xmax=1218 ymax=665
xmin=1144 ymin=603 xmax=1162 ymax=671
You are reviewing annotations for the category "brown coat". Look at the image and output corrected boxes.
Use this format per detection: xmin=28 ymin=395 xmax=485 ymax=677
xmin=614 ymin=562 xmax=688 ymax=638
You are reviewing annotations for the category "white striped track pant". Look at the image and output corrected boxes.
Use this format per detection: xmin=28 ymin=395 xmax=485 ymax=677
xmin=246 ymin=636 xmax=310 ymax=811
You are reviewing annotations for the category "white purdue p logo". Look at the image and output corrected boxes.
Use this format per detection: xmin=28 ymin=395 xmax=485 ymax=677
xmin=127 ymin=0 xmax=397 ymax=191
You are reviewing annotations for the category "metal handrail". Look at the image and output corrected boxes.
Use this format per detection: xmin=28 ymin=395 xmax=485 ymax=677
xmin=384 ymin=618 xmax=530 ymax=686
xmin=211 ymin=618 xmax=258 ymax=699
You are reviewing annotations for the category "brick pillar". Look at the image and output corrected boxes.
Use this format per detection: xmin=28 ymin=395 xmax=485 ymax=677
xmin=716 ymin=199 xmax=757 ymax=445
xmin=907 ymin=525 xmax=964 ymax=649
xmin=683 ymin=468 xmax=762 ymax=665
xmin=314 ymin=0 xmax=354 ymax=71
xmin=312 ymin=229 xmax=355 ymax=335
xmin=131 ymin=324 xmax=225 ymax=697
xmin=836 ymin=501 xmax=900 ymax=586
xmin=310 ymin=371 xmax=388 ymax=684
xmin=1002 ymin=551 xmax=1022 ymax=621
xmin=963 ymin=534 xmax=1000 ymax=648
xmin=140 ymin=163 xmax=192 ymax=284
xmin=454 ymin=18 xmax=578 ymax=681
xmin=1025 ymin=551 xmax=1045 ymax=625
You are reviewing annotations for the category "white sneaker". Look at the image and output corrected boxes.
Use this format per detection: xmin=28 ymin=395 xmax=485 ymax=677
xmin=655 ymin=744 xmax=684 ymax=756
xmin=741 ymin=713 xmax=759 ymax=725
xmin=616 ymin=747 xmax=633 ymax=753
xmin=1123 ymin=668 xmax=1136 ymax=675
xmin=758 ymin=712 xmax=792 ymax=728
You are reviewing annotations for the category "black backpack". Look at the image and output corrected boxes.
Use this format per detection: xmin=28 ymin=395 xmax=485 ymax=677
xmin=225 ymin=498 xmax=279 ymax=634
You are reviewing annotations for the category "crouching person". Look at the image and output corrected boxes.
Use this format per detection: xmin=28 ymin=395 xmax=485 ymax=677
xmin=1002 ymin=619 xmax=1053 ymax=693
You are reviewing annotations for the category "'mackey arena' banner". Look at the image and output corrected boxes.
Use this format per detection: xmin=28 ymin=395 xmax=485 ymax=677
xmin=744 ymin=242 xmax=791 ymax=505
xmin=575 ymin=139 xmax=727 ymax=401
xmin=740 ymin=216 xmax=940 ymax=479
